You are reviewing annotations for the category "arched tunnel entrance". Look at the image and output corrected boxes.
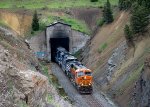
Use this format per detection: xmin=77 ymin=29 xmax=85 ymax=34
xmin=50 ymin=31 xmax=70 ymax=62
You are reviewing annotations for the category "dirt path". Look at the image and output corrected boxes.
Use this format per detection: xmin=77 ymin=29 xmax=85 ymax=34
xmin=50 ymin=63 xmax=117 ymax=107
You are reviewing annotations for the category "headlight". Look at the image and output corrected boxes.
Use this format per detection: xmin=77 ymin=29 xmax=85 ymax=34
xmin=81 ymin=83 xmax=84 ymax=86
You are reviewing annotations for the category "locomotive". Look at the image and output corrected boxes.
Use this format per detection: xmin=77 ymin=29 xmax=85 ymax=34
xmin=55 ymin=47 xmax=93 ymax=93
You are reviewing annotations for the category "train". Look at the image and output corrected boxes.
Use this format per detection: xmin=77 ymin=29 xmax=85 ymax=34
xmin=55 ymin=47 xmax=93 ymax=94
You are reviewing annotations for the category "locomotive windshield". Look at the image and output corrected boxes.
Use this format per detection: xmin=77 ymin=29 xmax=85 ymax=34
xmin=77 ymin=71 xmax=84 ymax=77
xmin=66 ymin=59 xmax=77 ymax=63
xmin=85 ymin=72 xmax=92 ymax=76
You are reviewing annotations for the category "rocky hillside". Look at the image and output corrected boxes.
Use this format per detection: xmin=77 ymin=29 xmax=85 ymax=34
xmin=0 ymin=1 xmax=149 ymax=106
xmin=0 ymin=27 xmax=48 ymax=107
xmin=0 ymin=27 xmax=72 ymax=107
xmin=80 ymin=9 xmax=150 ymax=107
xmin=0 ymin=38 xmax=48 ymax=107
xmin=131 ymin=55 xmax=150 ymax=107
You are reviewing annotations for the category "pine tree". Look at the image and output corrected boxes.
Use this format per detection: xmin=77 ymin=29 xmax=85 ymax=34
xmin=118 ymin=0 xmax=123 ymax=10
xmin=124 ymin=24 xmax=133 ymax=41
xmin=134 ymin=0 xmax=150 ymax=9
xmin=124 ymin=0 xmax=132 ymax=9
xmin=103 ymin=0 xmax=113 ymax=24
xmin=32 ymin=10 xmax=39 ymax=31
xmin=141 ymin=0 xmax=150 ymax=10
xmin=130 ymin=5 xmax=149 ymax=34
xmin=131 ymin=2 xmax=139 ymax=11
xmin=145 ymin=0 xmax=150 ymax=9
xmin=137 ymin=0 xmax=143 ymax=5
xmin=118 ymin=0 xmax=131 ymax=10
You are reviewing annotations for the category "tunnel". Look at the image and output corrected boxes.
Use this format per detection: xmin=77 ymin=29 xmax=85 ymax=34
xmin=50 ymin=37 xmax=69 ymax=62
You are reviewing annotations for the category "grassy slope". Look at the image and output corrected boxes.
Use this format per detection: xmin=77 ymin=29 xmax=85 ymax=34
xmin=0 ymin=0 xmax=118 ymax=9
xmin=40 ymin=15 xmax=90 ymax=34
xmin=0 ymin=0 xmax=118 ymax=35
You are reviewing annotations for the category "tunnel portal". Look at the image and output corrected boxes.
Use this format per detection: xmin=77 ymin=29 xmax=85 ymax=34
xmin=30 ymin=21 xmax=89 ymax=61
xmin=50 ymin=37 xmax=69 ymax=62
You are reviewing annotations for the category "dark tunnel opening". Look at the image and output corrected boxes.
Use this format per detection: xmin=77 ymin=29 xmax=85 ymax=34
xmin=50 ymin=37 xmax=69 ymax=62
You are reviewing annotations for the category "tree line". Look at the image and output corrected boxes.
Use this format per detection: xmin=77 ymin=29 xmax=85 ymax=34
xmin=119 ymin=0 xmax=150 ymax=42
xmin=99 ymin=0 xmax=149 ymax=43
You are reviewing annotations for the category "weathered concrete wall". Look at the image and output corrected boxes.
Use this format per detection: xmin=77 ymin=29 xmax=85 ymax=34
xmin=28 ymin=31 xmax=47 ymax=59
xmin=71 ymin=30 xmax=89 ymax=54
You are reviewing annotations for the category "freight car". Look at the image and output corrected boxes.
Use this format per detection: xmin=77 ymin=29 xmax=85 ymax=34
xmin=55 ymin=47 xmax=93 ymax=93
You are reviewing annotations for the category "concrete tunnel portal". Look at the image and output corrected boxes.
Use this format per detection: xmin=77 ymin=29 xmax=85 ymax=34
xmin=50 ymin=37 xmax=69 ymax=62
xmin=44 ymin=22 xmax=71 ymax=62
xmin=45 ymin=22 xmax=88 ymax=62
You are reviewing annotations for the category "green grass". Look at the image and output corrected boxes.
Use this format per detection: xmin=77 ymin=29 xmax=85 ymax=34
xmin=18 ymin=101 xmax=29 ymax=107
xmin=96 ymin=18 xmax=105 ymax=26
xmin=39 ymin=15 xmax=90 ymax=34
xmin=145 ymin=47 xmax=150 ymax=53
xmin=98 ymin=42 xmax=108 ymax=53
xmin=47 ymin=94 xmax=54 ymax=104
xmin=0 ymin=20 xmax=6 ymax=26
xmin=73 ymin=50 xmax=82 ymax=58
xmin=1 ymin=0 xmax=118 ymax=35
xmin=0 ymin=20 xmax=9 ymax=28
xmin=0 ymin=0 xmax=118 ymax=9
xmin=60 ymin=16 xmax=90 ymax=34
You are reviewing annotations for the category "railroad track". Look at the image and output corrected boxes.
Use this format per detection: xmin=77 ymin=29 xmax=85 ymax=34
xmin=51 ymin=63 xmax=116 ymax=107
xmin=82 ymin=94 xmax=104 ymax=107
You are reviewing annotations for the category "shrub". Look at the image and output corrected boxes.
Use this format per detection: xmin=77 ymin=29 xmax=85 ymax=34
xmin=124 ymin=24 xmax=133 ymax=41
xmin=98 ymin=42 xmax=108 ymax=53
xmin=90 ymin=0 xmax=98 ymax=2
xmin=32 ymin=10 xmax=39 ymax=31
xmin=97 ymin=18 xmax=105 ymax=26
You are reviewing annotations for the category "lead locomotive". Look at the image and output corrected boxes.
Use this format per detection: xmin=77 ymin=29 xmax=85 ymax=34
xmin=55 ymin=47 xmax=93 ymax=94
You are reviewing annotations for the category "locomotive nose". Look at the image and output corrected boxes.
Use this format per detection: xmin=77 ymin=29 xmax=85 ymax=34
xmin=84 ymin=76 xmax=87 ymax=80
xmin=80 ymin=76 xmax=92 ymax=86
xmin=82 ymin=76 xmax=87 ymax=80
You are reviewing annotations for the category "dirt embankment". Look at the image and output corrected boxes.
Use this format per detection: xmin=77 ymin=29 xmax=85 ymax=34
xmin=81 ymin=9 xmax=150 ymax=107
xmin=113 ymin=37 xmax=150 ymax=107
xmin=0 ymin=26 xmax=48 ymax=107
xmin=70 ymin=8 xmax=102 ymax=31
xmin=82 ymin=11 xmax=130 ymax=70
xmin=0 ymin=9 xmax=32 ymax=37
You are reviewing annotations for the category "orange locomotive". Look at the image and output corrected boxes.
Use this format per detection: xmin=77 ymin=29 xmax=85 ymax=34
xmin=69 ymin=62 xmax=93 ymax=93
xmin=55 ymin=47 xmax=93 ymax=93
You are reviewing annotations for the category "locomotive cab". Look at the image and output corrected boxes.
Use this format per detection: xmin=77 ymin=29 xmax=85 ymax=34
xmin=76 ymin=69 xmax=93 ymax=93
